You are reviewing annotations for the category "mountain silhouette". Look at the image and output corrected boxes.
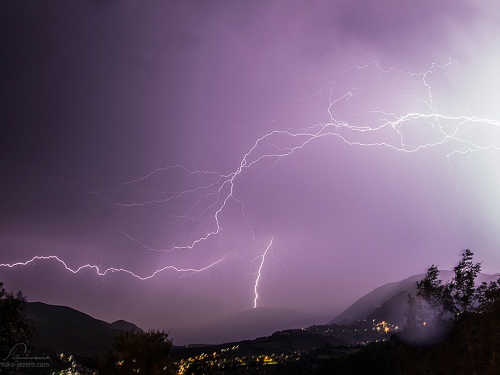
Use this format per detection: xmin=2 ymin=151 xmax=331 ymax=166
xmin=23 ymin=302 xmax=141 ymax=360
xmin=330 ymin=271 xmax=499 ymax=326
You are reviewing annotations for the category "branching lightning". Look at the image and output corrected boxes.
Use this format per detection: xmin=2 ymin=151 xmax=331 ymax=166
xmin=2 ymin=57 xmax=500 ymax=307
xmin=0 ymin=254 xmax=227 ymax=280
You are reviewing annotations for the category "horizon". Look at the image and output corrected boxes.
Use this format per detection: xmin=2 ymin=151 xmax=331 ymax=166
xmin=22 ymin=266 xmax=500 ymax=346
xmin=2 ymin=1 xmax=500 ymax=342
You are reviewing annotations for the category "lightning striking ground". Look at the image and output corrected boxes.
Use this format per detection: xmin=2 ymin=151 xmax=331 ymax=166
xmin=253 ymin=238 xmax=273 ymax=308
xmin=2 ymin=57 xmax=500 ymax=307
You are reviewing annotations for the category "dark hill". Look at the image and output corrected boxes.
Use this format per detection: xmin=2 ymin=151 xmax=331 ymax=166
xmin=331 ymin=271 xmax=500 ymax=326
xmin=365 ymin=290 xmax=410 ymax=327
xmin=110 ymin=319 xmax=142 ymax=332
xmin=329 ymin=274 xmax=425 ymax=324
xmin=23 ymin=302 xmax=141 ymax=360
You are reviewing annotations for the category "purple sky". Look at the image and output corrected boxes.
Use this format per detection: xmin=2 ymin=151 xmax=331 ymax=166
xmin=2 ymin=1 xmax=500 ymax=342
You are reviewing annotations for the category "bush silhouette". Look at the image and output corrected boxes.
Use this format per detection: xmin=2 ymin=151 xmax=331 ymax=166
xmin=97 ymin=329 xmax=174 ymax=375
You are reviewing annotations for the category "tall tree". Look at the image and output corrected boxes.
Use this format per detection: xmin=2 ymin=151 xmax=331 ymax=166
xmin=400 ymin=251 xmax=500 ymax=374
xmin=0 ymin=282 xmax=35 ymax=358
xmin=406 ymin=249 xmax=487 ymax=329
xmin=448 ymin=249 xmax=482 ymax=315
xmin=415 ymin=265 xmax=445 ymax=321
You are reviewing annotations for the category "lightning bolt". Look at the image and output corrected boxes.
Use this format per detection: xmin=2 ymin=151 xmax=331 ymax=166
xmin=0 ymin=254 xmax=227 ymax=280
xmin=253 ymin=238 xmax=273 ymax=308
xmin=2 ymin=56 xmax=500 ymax=307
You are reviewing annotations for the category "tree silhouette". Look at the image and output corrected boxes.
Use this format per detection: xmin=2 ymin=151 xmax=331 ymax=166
xmin=399 ymin=250 xmax=500 ymax=374
xmin=416 ymin=265 xmax=446 ymax=320
xmin=448 ymin=248 xmax=482 ymax=314
xmin=0 ymin=282 xmax=34 ymax=359
xmin=96 ymin=329 xmax=174 ymax=375
xmin=405 ymin=249 xmax=492 ymax=330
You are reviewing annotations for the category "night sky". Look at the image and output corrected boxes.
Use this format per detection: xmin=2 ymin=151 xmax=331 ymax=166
xmin=2 ymin=1 xmax=500 ymax=343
